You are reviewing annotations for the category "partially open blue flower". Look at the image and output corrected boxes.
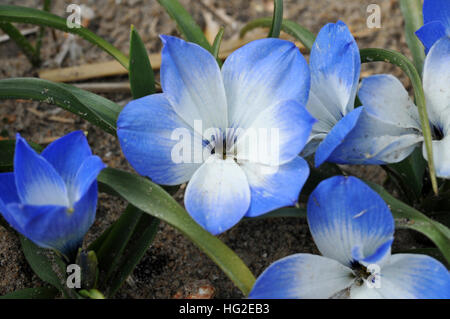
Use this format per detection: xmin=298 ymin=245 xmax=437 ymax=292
xmin=117 ymin=36 xmax=315 ymax=235
xmin=0 ymin=131 xmax=106 ymax=257
xmin=249 ymin=176 xmax=450 ymax=299
xmin=416 ymin=0 xmax=450 ymax=53
xmin=301 ymin=21 xmax=365 ymax=167
xmin=339 ymin=36 xmax=450 ymax=177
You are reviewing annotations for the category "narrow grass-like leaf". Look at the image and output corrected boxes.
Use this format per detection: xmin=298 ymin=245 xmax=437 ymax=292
xmin=157 ymin=0 xmax=213 ymax=52
xmin=240 ymin=18 xmax=315 ymax=50
xmin=95 ymin=205 xmax=142 ymax=280
xmin=129 ymin=25 xmax=155 ymax=98
xmin=87 ymin=224 xmax=113 ymax=253
xmin=360 ymin=48 xmax=438 ymax=195
xmin=0 ymin=5 xmax=128 ymax=68
xmin=212 ymin=26 xmax=224 ymax=66
xmin=97 ymin=168 xmax=256 ymax=296
xmin=0 ymin=22 xmax=40 ymax=66
xmin=366 ymin=181 xmax=450 ymax=264
xmin=106 ymin=214 xmax=160 ymax=297
xmin=20 ymin=236 xmax=65 ymax=291
xmin=0 ymin=287 xmax=59 ymax=299
xmin=400 ymin=0 xmax=425 ymax=75
xmin=268 ymin=0 xmax=283 ymax=38
xmin=20 ymin=236 xmax=84 ymax=299
xmin=387 ymin=147 xmax=426 ymax=201
xmin=0 ymin=78 xmax=122 ymax=135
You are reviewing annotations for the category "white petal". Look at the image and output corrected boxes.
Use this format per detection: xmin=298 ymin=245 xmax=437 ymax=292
xmin=423 ymin=136 xmax=450 ymax=178
xmin=222 ymin=38 xmax=310 ymax=130
xmin=351 ymin=254 xmax=450 ymax=299
xmin=160 ymin=35 xmax=228 ymax=131
xmin=249 ymin=254 xmax=355 ymax=299
xmin=235 ymin=100 xmax=315 ymax=165
xmin=184 ymin=156 xmax=250 ymax=235
xmin=423 ymin=37 xmax=450 ymax=129
xmin=359 ymin=75 xmax=421 ymax=130
xmin=307 ymin=176 xmax=395 ymax=267
xmin=307 ymin=21 xmax=361 ymax=132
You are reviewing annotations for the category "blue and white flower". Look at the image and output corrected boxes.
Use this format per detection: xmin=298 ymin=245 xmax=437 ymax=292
xmin=301 ymin=21 xmax=364 ymax=167
xmin=249 ymin=176 xmax=450 ymax=299
xmin=117 ymin=36 xmax=315 ymax=235
xmin=338 ymin=35 xmax=450 ymax=177
xmin=416 ymin=0 xmax=450 ymax=53
xmin=0 ymin=131 xmax=105 ymax=257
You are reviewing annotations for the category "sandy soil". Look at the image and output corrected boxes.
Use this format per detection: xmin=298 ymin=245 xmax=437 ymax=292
xmin=0 ymin=0 xmax=426 ymax=298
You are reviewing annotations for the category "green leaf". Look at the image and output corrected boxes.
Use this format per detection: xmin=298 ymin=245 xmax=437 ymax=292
xmin=20 ymin=236 xmax=84 ymax=299
xmin=360 ymin=48 xmax=438 ymax=195
xmin=129 ymin=25 xmax=155 ymax=98
xmin=0 ymin=78 xmax=122 ymax=135
xmin=19 ymin=236 xmax=66 ymax=291
xmin=78 ymin=289 xmax=105 ymax=299
xmin=212 ymin=27 xmax=224 ymax=66
xmin=95 ymin=205 xmax=142 ymax=280
xmin=399 ymin=0 xmax=426 ymax=75
xmin=157 ymin=0 xmax=213 ymax=52
xmin=106 ymin=214 xmax=159 ymax=297
xmin=240 ymin=18 xmax=315 ymax=51
xmin=87 ymin=224 xmax=113 ymax=253
xmin=366 ymin=181 xmax=450 ymax=264
xmin=97 ymin=168 xmax=256 ymax=296
xmin=0 ymin=139 xmax=42 ymax=172
xmin=0 ymin=287 xmax=59 ymax=299
xmin=268 ymin=0 xmax=283 ymax=38
xmin=0 ymin=5 xmax=128 ymax=68
xmin=387 ymin=147 xmax=426 ymax=201
xmin=0 ymin=22 xmax=40 ymax=66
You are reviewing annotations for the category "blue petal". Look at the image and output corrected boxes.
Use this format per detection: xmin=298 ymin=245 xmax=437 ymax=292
xmin=314 ymin=107 xmax=363 ymax=167
xmin=350 ymin=254 xmax=450 ymax=299
xmin=235 ymin=100 xmax=316 ymax=165
xmin=222 ymin=38 xmax=310 ymax=129
xmin=307 ymin=176 xmax=395 ymax=267
xmin=6 ymin=183 xmax=98 ymax=255
xmin=417 ymin=0 xmax=450 ymax=51
xmin=184 ymin=156 xmax=250 ymax=235
xmin=241 ymin=156 xmax=309 ymax=217
xmin=249 ymin=254 xmax=354 ymax=299
xmin=6 ymin=204 xmax=72 ymax=253
xmin=14 ymin=134 xmax=69 ymax=207
xmin=322 ymin=107 xmax=423 ymax=165
xmin=352 ymin=238 xmax=394 ymax=265
xmin=307 ymin=20 xmax=360 ymax=131
xmin=416 ymin=22 xmax=447 ymax=53
xmin=0 ymin=172 xmax=19 ymax=205
xmin=117 ymin=93 xmax=203 ymax=185
xmin=0 ymin=173 xmax=20 ymax=230
xmin=71 ymin=156 xmax=105 ymax=204
xmin=41 ymin=131 xmax=92 ymax=188
xmin=0 ymin=173 xmax=23 ymax=232
xmin=159 ymin=35 xmax=228 ymax=130
xmin=423 ymin=0 xmax=450 ymax=27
